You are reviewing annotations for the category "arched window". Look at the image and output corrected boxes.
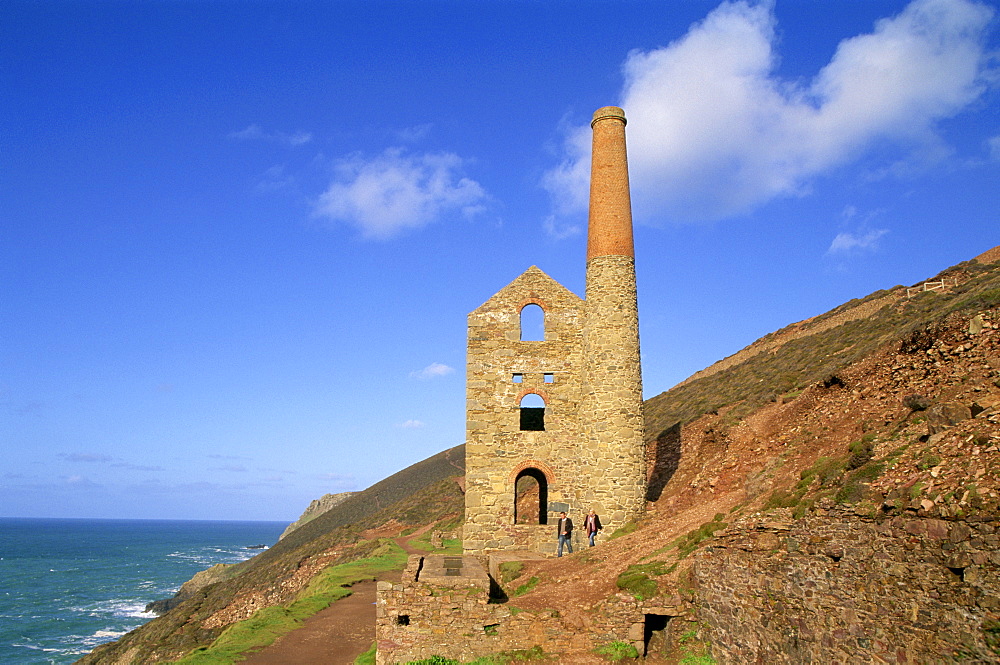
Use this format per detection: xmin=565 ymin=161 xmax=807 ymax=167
xmin=514 ymin=467 xmax=549 ymax=525
xmin=519 ymin=304 xmax=545 ymax=341
xmin=519 ymin=393 xmax=545 ymax=431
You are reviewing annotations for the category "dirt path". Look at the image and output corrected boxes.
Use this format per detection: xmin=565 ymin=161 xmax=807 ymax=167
xmin=238 ymin=580 xmax=377 ymax=665
xmin=237 ymin=535 xmax=425 ymax=664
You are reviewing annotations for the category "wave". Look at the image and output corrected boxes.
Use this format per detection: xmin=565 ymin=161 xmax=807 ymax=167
xmin=165 ymin=545 xmax=263 ymax=567
xmin=68 ymin=598 xmax=153 ymax=619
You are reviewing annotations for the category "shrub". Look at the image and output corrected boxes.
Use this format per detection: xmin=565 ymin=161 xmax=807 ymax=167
xmin=835 ymin=462 xmax=885 ymax=504
xmin=847 ymin=437 xmax=875 ymax=470
xmin=616 ymin=561 xmax=671 ymax=600
xmin=594 ymin=640 xmax=639 ymax=661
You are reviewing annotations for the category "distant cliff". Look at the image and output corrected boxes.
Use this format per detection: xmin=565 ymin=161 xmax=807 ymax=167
xmin=279 ymin=492 xmax=355 ymax=540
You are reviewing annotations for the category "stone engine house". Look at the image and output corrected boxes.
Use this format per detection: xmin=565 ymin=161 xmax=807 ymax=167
xmin=464 ymin=106 xmax=647 ymax=554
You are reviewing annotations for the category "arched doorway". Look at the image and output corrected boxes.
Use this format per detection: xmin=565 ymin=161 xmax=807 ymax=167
xmin=513 ymin=467 xmax=549 ymax=525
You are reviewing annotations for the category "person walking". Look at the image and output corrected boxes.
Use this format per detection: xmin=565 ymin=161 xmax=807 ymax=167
xmin=584 ymin=509 xmax=602 ymax=547
xmin=556 ymin=511 xmax=573 ymax=556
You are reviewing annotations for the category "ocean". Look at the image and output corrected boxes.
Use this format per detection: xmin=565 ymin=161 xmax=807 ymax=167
xmin=0 ymin=517 xmax=288 ymax=664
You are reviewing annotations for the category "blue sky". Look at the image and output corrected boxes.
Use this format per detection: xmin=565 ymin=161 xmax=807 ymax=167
xmin=3 ymin=0 xmax=998 ymax=521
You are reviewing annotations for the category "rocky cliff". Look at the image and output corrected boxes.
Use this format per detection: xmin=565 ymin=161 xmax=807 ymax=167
xmin=278 ymin=491 xmax=355 ymax=540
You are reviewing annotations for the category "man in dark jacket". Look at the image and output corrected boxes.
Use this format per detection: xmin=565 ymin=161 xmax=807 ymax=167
xmin=556 ymin=511 xmax=573 ymax=556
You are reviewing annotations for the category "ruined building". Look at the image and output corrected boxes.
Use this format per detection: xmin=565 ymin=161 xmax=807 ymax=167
xmin=463 ymin=106 xmax=647 ymax=554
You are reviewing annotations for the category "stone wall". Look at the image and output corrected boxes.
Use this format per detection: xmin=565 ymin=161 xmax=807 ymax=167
xmin=695 ymin=504 xmax=1000 ymax=662
xmin=376 ymin=554 xmax=689 ymax=663
xmin=582 ymin=253 xmax=647 ymax=527
xmin=463 ymin=266 xmax=586 ymax=553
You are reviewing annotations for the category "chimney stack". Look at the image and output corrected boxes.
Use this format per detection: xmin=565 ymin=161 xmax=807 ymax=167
xmin=581 ymin=106 xmax=646 ymax=524
xmin=587 ymin=106 xmax=634 ymax=261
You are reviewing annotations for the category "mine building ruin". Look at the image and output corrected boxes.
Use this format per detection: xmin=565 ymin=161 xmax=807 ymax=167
xmin=463 ymin=106 xmax=647 ymax=554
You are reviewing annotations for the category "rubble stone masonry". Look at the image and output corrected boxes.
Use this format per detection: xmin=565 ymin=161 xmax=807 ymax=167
xmin=463 ymin=266 xmax=586 ymax=554
xmin=463 ymin=105 xmax=647 ymax=554
xmin=696 ymin=505 xmax=1000 ymax=662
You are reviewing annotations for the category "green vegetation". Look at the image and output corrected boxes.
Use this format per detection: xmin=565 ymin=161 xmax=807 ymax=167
xmin=678 ymin=626 xmax=716 ymax=665
xmin=847 ymin=434 xmax=876 ymax=469
xmin=608 ymin=520 xmax=639 ymax=540
xmin=176 ymin=539 xmax=407 ymax=664
xmin=511 ymin=576 xmax=540 ymax=597
xmin=594 ymin=640 xmax=639 ymax=661
xmin=354 ymin=642 xmax=377 ymax=664
xmin=498 ymin=561 xmax=524 ymax=585
xmin=983 ymin=620 xmax=1000 ymax=656
xmin=674 ymin=515 xmax=727 ymax=559
xmin=917 ymin=454 xmax=942 ymax=471
xmin=616 ymin=561 xmax=672 ymax=600
xmin=834 ymin=461 xmax=885 ymax=504
xmin=406 ymin=646 xmax=548 ymax=664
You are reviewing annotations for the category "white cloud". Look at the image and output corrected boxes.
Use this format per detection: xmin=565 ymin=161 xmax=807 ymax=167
xmin=398 ymin=419 xmax=426 ymax=429
xmin=315 ymin=149 xmax=488 ymax=239
xmin=542 ymin=214 xmax=582 ymax=240
xmin=64 ymin=475 xmax=101 ymax=488
xmin=229 ymin=124 xmax=313 ymax=147
xmin=828 ymin=228 xmax=890 ymax=255
xmin=397 ymin=124 xmax=433 ymax=142
xmin=544 ymin=0 xmax=995 ymax=224
xmin=989 ymin=135 xmax=1000 ymax=160
xmin=410 ymin=362 xmax=455 ymax=379
xmin=827 ymin=206 xmax=889 ymax=255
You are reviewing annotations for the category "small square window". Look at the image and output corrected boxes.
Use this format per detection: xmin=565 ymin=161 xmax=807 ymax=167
xmin=544 ymin=373 xmax=554 ymax=383
xmin=512 ymin=374 xmax=523 ymax=383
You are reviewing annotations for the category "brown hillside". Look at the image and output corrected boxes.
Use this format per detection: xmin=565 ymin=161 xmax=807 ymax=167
xmin=79 ymin=247 xmax=1000 ymax=664
xmin=493 ymin=250 xmax=1000 ymax=662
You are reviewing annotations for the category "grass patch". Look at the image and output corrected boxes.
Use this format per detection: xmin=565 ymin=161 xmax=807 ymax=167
xmin=354 ymin=641 xmax=377 ymax=664
xmin=405 ymin=519 xmax=464 ymax=554
xmin=835 ymin=461 xmax=885 ymax=504
xmin=498 ymin=561 xmax=524 ymax=585
xmin=176 ymin=539 xmax=407 ymax=664
xmin=674 ymin=515 xmax=727 ymax=559
xmin=608 ymin=520 xmax=638 ymax=540
xmin=678 ymin=626 xmax=716 ymax=665
xmin=594 ymin=640 xmax=639 ymax=661
xmin=616 ymin=561 xmax=672 ymax=601
xmin=917 ymin=454 xmax=942 ymax=471
xmin=511 ymin=576 xmax=539 ymax=597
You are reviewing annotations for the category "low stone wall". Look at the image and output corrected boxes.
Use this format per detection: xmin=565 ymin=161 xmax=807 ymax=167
xmin=695 ymin=504 xmax=1000 ymax=663
xmin=376 ymin=554 xmax=688 ymax=663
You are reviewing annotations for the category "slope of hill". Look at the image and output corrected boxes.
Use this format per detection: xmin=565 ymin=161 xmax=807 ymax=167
xmin=78 ymin=248 xmax=1000 ymax=664
xmin=77 ymin=445 xmax=464 ymax=664
xmin=486 ymin=249 xmax=1000 ymax=662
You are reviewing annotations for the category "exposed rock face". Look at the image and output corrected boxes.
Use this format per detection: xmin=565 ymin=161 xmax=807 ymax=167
xmin=279 ymin=491 xmax=355 ymax=540
xmin=696 ymin=504 xmax=1000 ymax=663
xmin=144 ymin=563 xmax=234 ymax=615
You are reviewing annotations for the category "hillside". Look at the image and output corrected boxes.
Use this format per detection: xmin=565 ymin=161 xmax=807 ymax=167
xmin=487 ymin=248 xmax=1000 ymax=662
xmin=78 ymin=247 xmax=1000 ymax=664
xmin=77 ymin=446 xmax=465 ymax=664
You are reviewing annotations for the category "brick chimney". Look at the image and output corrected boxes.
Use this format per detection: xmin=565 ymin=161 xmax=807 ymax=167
xmin=581 ymin=106 xmax=646 ymax=524
xmin=587 ymin=106 xmax=634 ymax=261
